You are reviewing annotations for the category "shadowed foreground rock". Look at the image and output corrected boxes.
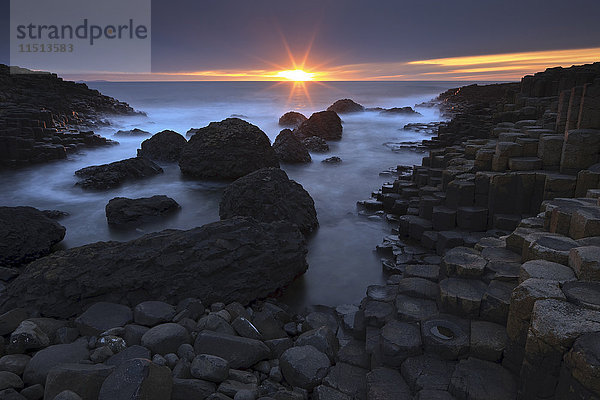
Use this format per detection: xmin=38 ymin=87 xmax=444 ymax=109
xmin=272 ymin=129 xmax=311 ymax=163
xmin=1 ymin=217 xmax=307 ymax=318
xmin=105 ymin=195 xmax=180 ymax=228
xmin=137 ymin=130 xmax=187 ymax=162
xmin=219 ymin=168 xmax=318 ymax=235
xmin=293 ymin=111 xmax=343 ymax=140
xmin=179 ymin=118 xmax=279 ymax=179
xmin=74 ymin=157 xmax=163 ymax=190
xmin=0 ymin=207 xmax=65 ymax=268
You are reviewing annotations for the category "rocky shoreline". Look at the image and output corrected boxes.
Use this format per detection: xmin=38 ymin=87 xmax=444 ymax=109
xmin=0 ymin=63 xmax=599 ymax=399
xmin=0 ymin=65 xmax=142 ymax=167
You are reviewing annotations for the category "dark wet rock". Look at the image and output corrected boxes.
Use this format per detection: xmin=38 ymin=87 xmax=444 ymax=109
xmin=123 ymin=324 xmax=149 ymax=347
xmin=322 ymin=362 xmax=368 ymax=398
xmin=362 ymin=300 xmax=395 ymax=328
xmin=398 ymin=277 xmax=440 ymax=300
xmin=401 ymin=354 xmax=455 ymax=392
xmin=41 ymin=210 xmax=69 ymax=220
xmin=395 ymin=295 xmax=438 ymax=322
xmin=279 ymin=345 xmax=331 ymax=390
xmin=0 ymin=207 xmax=66 ymax=268
xmin=179 ymin=118 xmax=279 ymax=179
xmin=8 ymin=321 xmax=49 ymax=353
xmin=0 ymin=355 xmax=30 ymax=376
xmin=75 ymin=157 xmax=163 ymax=190
xmin=421 ymin=316 xmax=470 ymax=360
xmin=219 ymin=168 xmax=318 ymax=235
xmin=0 ymin=309 xmax=28 ymax=336
xmin=141 ymin=323 xmax=190 ymax=355
xmin=231 ymin=317 xmax=262 ymax=340
xmin=469 ymin=320 xmax=507 ymax=362
xmin=53 ymin=391 xmax=82 ymax=400
xmin=197 ymin=314 xmax=236 ymax=336
xmin=449 ymin=357 xmax=517 ymax=400
xmin=105 ymin=195 xmax=180 ymax=228
xmin=75 ymin=302 xmax=133 ymax=336
xmin=295 ymin=326 xmax=339 ymax=362
xmin=272 ymin=129 xmax=311 ymax=163
xmin=327 ymin=99 xmax=365 ymax=114
xmin=366 ymin=367 xmax=412 ymax=400
xmin=194 ymin=331 xmax=270 ymax=369
xmin=171 ymin=378 xmax=216 ymax=400
xmin=562 ymin=281 xmax=600 ymax=311
xmin=134 ymin=301 xmax=176 ymax=326
xmin=114 ymin=128 xmax=150 ymax=137
xmin=0 ymin=371 xmax=23 ymax=391
xmin=561 ymin=332 xmax=600 ymax=397
xmin=98 ymin=358 xmax=172 ymax=400
xmin=301 ymin=136 xmax=329 ymax=152
xmin=2 ymin=217 xmax=307 ymax=318
xmin=190 ymin=354 xmax=229 ymax=383
xmin=442 ymin=247 xmax=487 ymax=278
xmin=313 ymin=385 xmax=351 ymax=400
xmin=439 ymin=278 xmax=487 ymax=317
xmin=137 ymin=130 xmax=187 ymax=162
xmin=380 ymin=321 xmax=422 ymax=366
xmin=106 ymin=345 xmax=151 ymax=367
xmin=279 ymin=111 xmax=307 ymax=128
xmin=23 ymin=340 xmax=89 ymax=385
xmin=44 ymin=363 xmax=114 ymax=400
xmin=322 ymin=156 xmax=342 ymax=164
xmin=293 ymin=111 xmax=342 ymax=140
xmin=19 ymin=384 xmax=43 ymax=400
xmin=379 ymin=107 xmax=421 ymax=116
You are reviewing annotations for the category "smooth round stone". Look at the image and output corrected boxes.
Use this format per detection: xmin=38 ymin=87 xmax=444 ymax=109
xmin=562 ymin=281 xmax=600 ymax=311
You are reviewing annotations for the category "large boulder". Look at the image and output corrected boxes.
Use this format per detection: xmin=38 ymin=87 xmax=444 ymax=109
xmin=327 ymin=99 xmax=365 ymax=114
xmin=279 ymin=111 xmax=307 ymax=128
xmin=0 ymin=207 xmax=66 ymax=268
xmin=219 ymin=168 xmax=318 ymax=235
xmin=105 ymin=195 xmax=180 ymax=228
xmin=1 ymin=217 xmax=307 ymax=318
xmin=98 ymin=358 xmax=172 ymax=400
xmin=178 ymin=118 xmax=279 ymax=179
xmin=294 ymin=111 xmax=343 ymax=140
xmin=137 ymin=130 xmax=187 ymax=162
xmin=273 ymin=129 xmax=311 ymax=163
xmin=75 ymin=157 xmax=163 ymax=190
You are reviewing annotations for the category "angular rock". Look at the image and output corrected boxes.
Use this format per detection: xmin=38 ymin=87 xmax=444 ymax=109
xmin=395 ymin=295 xmax=438 ymax=322
xmin=366 ymin=367 xmax=412 ymax=400
xmin=296 ymin=326 xmax=339 ymax=362
xmin=0 ymin=207 xmax=65 ymax=268
xmin=178 ymin=118 xmax=279 ymax=179
xmin=219 ymin=168 xmax=318 ymax=235
xmin=105 ymin=345 xmax=151 ymax=367
xmin=230 ymin=317 xmax=261 ymax=340
xmin=194 ymin=331 xmax=270 ymax=369
xmin=442 ymin=247 xmax=487 ymax=278
xmin=133 ymin=301 xmax=176 ymax=326
xmin=397 ymin=277 xmax=439 ymax=300
xmin=279 ymin=345 xmax=331 ymax=390
xmin=469 ymin=321 xmax=507 ymax=362
xmin=401 ymin=354 xmax=455 ymax=392
xmin=44 ymin=363 xmax=115 ymax=400
xmin=519 ymin=259 xmax=576 ymax=283
xmin=569 ymin=245 xmax=600 ymax=280
xmin=379 ymin=321 xmax=421 ymax=367
xmin=0 ymin=355 xmax=30 ymax=376
xmin=98 ymin=358 xmax=172 ymax=400
xmin=75 ymin=157 xmax=163 ymax=190
xmin=1 ymin=218 xmax=307 ymax=318
xmin=449 ymin=357 xmax=517 ymax=400
xmin=75 ymin=302 xmax=133 ymax=336
xmin=439 ymin=278 xmax=487 ymax=318
xmin=105 ymin=196 xmax=180 ymax=228
xmin=137 ymin=130 xmax=187 ymax=162
xmin=421 ymin=316 xmax=470 ymax=360
xmin=479 ymin=280 xmax=515 ymax=324
xmin=273 ymin=129 xmax=311 ymax=163
xmin=172 ymin=378 xmax=216 ymax=400
xmin=8 ymin=321 xmax=49 ymax=353
xmin=322 ymin=362 xmax=367 ymax=398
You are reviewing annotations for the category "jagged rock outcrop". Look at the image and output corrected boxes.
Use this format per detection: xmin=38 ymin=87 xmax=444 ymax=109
xmin=278 ymin=112 xmax=307 ymax=128
xmin=272 ymin=129 xmax=311 ymax=163
xmin=293 ymin=111 xmax=343 ymax=140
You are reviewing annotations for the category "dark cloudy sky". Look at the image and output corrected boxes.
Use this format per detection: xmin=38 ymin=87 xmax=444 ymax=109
xmin=2 ymin=0 xmax=600 ymax=80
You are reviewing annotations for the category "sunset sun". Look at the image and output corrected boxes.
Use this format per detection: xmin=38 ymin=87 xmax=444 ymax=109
xmin=277 ymin=69 xmax=315 ymax=81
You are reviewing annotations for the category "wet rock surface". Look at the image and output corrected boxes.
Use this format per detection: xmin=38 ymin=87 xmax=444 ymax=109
xmin=74 ymin=157 xmax=163 ymax=190
xmin=179 ymin=118 xmax=279 ymax=180
xmin=293 ymin=111 xmax=343 ymax=140
xmin=219 ymin=167 xmax=318 ymax=235
xmin=0 ymin=206 xmax=66 ymax=268
xmin=105 ymin=195 xmax=180 ymax=228
xmin=272 ymin=129 xmax=311 ymax=163
xmin=137 ymin=130 xmax=187 ymax=162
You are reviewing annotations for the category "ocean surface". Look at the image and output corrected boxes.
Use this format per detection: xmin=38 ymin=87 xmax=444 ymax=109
xmin=0 ymin=81 xmax=468 ymax=310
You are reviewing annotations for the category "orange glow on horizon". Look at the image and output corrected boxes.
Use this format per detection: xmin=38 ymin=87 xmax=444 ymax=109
xmin=276 ymin=69 xmax=315 ymax=81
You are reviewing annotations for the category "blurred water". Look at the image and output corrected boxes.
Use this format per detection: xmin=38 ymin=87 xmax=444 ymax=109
xmin=0 ymin=81 xmax=462 ymax=309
